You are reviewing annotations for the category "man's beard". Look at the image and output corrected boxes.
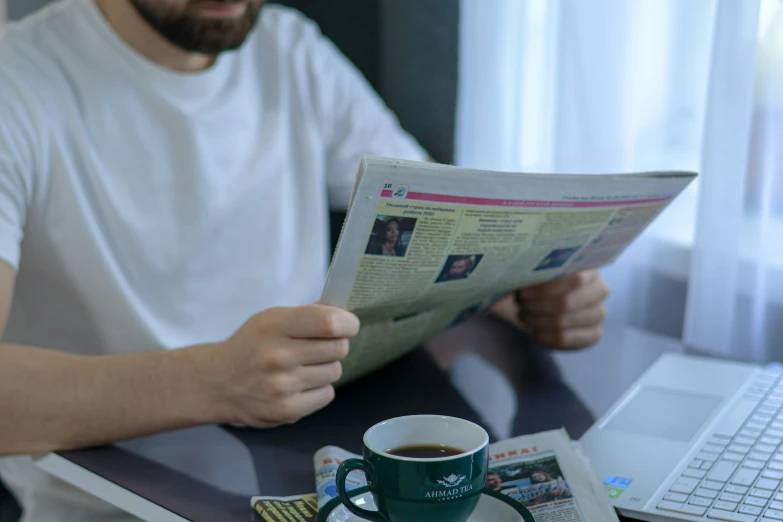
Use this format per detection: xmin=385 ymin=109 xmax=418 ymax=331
xmin=129 ymin=0 xmax=264 ymax=54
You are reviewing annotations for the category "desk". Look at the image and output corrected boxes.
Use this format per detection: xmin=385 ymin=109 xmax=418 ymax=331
xmin=35 ymin=321 xmax=677 ymax=521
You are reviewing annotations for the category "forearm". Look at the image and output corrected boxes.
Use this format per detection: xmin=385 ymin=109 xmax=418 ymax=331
xmin=0 ymin=342 xmax=223 ymax=456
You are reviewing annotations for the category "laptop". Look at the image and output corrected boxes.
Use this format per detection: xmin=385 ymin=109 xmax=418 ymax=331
xmin=580 ymin=353 xmax=783 ymax=522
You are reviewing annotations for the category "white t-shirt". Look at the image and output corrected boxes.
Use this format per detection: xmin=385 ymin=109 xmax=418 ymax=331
xmin=0 ymin=1 xmax=427 ymax=520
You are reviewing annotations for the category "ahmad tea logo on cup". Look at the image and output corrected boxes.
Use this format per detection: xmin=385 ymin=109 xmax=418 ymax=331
xmin=427 ymin=473 xmax=472 ymax=499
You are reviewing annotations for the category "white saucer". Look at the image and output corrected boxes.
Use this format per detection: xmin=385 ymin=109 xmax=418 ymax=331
xmin=316 ymin=487 xmax=534 ymax=522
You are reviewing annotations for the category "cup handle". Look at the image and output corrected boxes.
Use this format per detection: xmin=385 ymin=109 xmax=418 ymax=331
xmin=336 ymin=458 xmax=386 ymax=522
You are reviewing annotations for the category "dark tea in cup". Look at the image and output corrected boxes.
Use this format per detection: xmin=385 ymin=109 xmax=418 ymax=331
xmin=387 ymin=444 xmax=465 ymax=459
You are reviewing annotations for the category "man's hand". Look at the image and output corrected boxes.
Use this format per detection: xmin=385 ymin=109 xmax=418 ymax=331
xmin=490 ymin=270 xmax=609 ymax=350
xmin=191 ymin=304 xmax=359 ymax=428
xmin=516 ymin=270 xmax=609 ymax=349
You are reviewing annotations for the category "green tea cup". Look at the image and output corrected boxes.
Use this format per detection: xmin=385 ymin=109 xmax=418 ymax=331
xmin=336 ymin=415 xmax=490 ymax=522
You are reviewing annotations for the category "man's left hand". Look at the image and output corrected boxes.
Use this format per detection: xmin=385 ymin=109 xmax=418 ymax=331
xmin=490 ymin=270 xmax=609 ymax=350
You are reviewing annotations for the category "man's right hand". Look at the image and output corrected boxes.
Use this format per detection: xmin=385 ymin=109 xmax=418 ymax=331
xmin=191 ymin=304 xmax=360 ymax=428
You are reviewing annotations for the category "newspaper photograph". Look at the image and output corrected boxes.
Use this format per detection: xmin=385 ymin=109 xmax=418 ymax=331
xmin=487 ymin=454 xmax=573 ymax=509
xmin=250 ymin=429 xmax=619 ymax=522
xmin=320 ymin=156 xmax=696 ymax=384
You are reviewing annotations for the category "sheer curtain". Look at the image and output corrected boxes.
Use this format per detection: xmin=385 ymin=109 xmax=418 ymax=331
xmin=456 ymin=0 xmax=783 ymax=361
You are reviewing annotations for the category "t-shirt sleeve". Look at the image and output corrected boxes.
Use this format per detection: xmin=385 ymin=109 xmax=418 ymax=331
xmin=303 ymin=24 xmax=429 ymax=210
xmin=0 ymin=75 xmax=37 ymax=270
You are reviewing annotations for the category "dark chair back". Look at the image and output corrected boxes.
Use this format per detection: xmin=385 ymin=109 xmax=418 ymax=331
xmin=0 ymin=479 xmax=21 ymax=522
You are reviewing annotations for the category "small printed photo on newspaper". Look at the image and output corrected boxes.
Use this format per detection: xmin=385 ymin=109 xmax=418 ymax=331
xmin=487 ymin=452 xmax=573 ymax=510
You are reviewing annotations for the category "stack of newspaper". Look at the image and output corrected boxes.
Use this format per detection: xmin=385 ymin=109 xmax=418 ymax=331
xmin=321 ymin=156 xmax=695 ymax=385
xmin=250 ymin=429 xmax=621 ymax=521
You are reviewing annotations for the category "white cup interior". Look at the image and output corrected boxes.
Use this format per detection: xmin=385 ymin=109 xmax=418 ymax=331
xmin=364 ymin=415 xmax=489 ymax=461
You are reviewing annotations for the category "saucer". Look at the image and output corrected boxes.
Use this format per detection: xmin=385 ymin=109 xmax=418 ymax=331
xmin=315 ymin=487 xmax=534 ymax=522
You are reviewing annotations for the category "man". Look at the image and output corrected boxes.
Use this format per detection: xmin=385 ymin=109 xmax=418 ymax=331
xmin=0 ymin=1 xmax=609 ymax=520
xmin=437 ymin=255 xmax=477 ymax=282
xmin=486 ymin=471 xmax=503 ymax=492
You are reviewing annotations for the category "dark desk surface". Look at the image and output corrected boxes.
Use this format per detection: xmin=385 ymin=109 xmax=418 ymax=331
xmin=55 ymin=337 xmax=633 ymax=521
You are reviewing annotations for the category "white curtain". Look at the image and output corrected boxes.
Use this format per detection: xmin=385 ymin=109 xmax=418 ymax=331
xmin=456 ymin=0 xmax=783 ymax=362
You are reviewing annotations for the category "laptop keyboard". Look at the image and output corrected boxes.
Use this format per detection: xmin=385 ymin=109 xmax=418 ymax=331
xmin=657 ymin=369 xmax=783 ymax=521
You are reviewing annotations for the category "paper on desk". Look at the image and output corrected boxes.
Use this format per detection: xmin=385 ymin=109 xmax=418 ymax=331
xmin=250 ymin=429 xmax=619 ymax=521
xmin=321 ymin=156 xmax=696 ymax=385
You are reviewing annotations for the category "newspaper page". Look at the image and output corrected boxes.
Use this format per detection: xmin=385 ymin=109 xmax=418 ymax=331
xmin=322 ymin=156 xmax=696 ymax=384
xmin=486 ymin=429 xmax=619 ymax=522
xmin=250 ymin=429 xmax=618 ymax=521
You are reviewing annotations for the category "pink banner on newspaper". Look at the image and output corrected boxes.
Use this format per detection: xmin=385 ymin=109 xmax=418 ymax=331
xmin=380 ymin=189 xmax=670 ymax=208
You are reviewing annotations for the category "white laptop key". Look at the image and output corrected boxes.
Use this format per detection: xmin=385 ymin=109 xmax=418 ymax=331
xmin=723 ymin=452 xmax=745 ymax=462
xmin=728 ymin=444 xmax=751 ymax=454
xmin=751 ymin=488 xmax=774 ymax=499
xmin=713 ymin=500 xmax=739 ymax=511
xmin=707 ymin=509 xmax=760 ymax=521
xmin=657 ymin=500 xmax=708 ymax=516
xmin=777 ymin=492 xmax=783 ymax=501
xmin=771 ymin=501 xmax=783 ymax=510
xmin=719 ymin=493 xmax=743 ymax=503
xmin=670 ymin=477 xmax=700 ymax=494
xmin=696 ymin=488 xmax=720 ymax=499
xmin=699 ymin=451 xmax=721 ymax=462
xmin=764 ymin=470 xmax=783 ymax=479
xmin=764 ymin=509 xmax=783 ymax=519
xmin=750 ymin=451 xmax=773 ymax=461
xmin=738 ymin=504 xmax=762 ymax=515
xmin=683 ymin=468 xmax=707 ymax=479
xmin=769 ymin=461 xmax=783 ymax=471
xmin=745 ymin=496 xmax=769 ymax=507
xmin=726 ymin=485 xmax=749 ymax=495
xmin=663 ymin=492 xmax=689 ymax=502
xmin=691 ymin=497 xmax=713 ymax=507
xmin=757 ymin=478 xmax=781 ymax=490
xmin=743 ymin=459 xmax=765 ymax=470
xmin=731 ymin=468 xmax=760 ymax=486
xmin=708 ymin=461 xmax=739 ymax=482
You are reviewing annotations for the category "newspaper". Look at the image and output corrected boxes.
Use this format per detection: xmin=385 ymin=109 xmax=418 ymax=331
xmin=250 ymin=429 xmax=620 ymax=521
xmin=321 ymin=156 xmax=696 ymax=385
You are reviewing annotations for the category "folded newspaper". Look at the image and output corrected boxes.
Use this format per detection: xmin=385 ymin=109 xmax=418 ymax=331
xmin=250 ymin=429 xmax=621 ymax=521
xmin=322 ymin=156 xmax=696 ymax=385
